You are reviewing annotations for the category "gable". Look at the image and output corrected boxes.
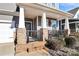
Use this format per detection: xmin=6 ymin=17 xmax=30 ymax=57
xmin=74 ymin=9 xmax=79 ymax=18
xmin=68 ymin=7 xmax=79 ymax=17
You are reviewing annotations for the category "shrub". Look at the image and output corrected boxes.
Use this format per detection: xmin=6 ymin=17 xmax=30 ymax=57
xmin=45 ymin=39 xmax=63 ymax=51
xmin=64 ymin=36 xmax=76 ymax=48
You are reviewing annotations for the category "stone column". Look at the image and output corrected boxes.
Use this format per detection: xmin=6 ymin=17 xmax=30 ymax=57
xmin=64 ymin=18 xmax=70 ymax=36
xmin=17 ymin=7 xmax=26 ymax=44
xmin=40 ymin=12 xmax=48 ymax=41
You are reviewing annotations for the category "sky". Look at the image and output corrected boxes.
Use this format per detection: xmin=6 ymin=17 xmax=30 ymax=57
xmin=59 ymin=3 xmax=79 ymax=11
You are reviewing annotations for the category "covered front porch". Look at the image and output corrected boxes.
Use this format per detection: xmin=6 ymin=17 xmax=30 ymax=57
xmin=15 ymin=3 xmax=73 ymax=44
xmin=13 ymin=3 xmax=74 ymax=54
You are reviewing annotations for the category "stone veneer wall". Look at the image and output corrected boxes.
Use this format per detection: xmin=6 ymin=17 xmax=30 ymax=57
xmin=16 ymin=41 xmax=46 ymax=54
xmin=40 ymin=28 xmax=48 ymax=41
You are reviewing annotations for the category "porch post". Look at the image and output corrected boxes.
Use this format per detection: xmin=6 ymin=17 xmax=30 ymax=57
xmin=36 ymin=16 xmax=39 ymax=39
xmin=56 ymin=20 xmax=59 ymax=31
xmin=40 ymin=12 xmax=48 ymax=41
xmin=36 ymin=16 xmax=38 ymax=30
xmin=75 ymin=23 xmax=77 ymax=32
xmin=56 ymin=20 xmax=59 ymax=36
xmin=17 ymin=7 xmax=26 ymax=44
xmin=64 ymin=18 xmax=70 ymax=36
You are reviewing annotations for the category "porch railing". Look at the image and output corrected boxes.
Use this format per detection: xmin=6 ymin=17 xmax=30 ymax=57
xmin=48 ymin=30 xmax=64 ymax=39
xmin=70 ymin=29 xmax=76 ymax=33
xmin=26 ymin=30 xmax=41 ymax=43
xmin=26 ymin=29 xmax=66 ymax=42
xmin=70 ymin=29 xmax=79 ymax=36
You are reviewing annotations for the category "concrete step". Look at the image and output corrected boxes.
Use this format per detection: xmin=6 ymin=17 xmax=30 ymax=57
xmin=16 ymin=49 xmax=51 ymax=56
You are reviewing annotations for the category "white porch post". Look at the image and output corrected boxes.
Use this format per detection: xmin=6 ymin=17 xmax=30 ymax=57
xmin=64 ymin=18 xmax=70 ymax=36
xmin=36 ymin=16 xmax=38 ymax=30
xmin=41 ymin=12 xmax=48 ymax=41
xmin=75 ymin=23 xmax=77 ymax=32
xmin=42 ymin=12 xmax=47 ymax=28
xmin=36 ymin=16 xmax=40 ymax=39
xmin=56 ymin=20 xmax=59 ymax=31
xmin=17 ymin=7 xmax=26 ymax=44
xmin=18 ymin=7 xmax=25 ymax=28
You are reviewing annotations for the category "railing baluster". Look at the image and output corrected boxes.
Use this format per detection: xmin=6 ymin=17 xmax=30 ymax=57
xmin=26 ymin=30 xmax=40 ymax=42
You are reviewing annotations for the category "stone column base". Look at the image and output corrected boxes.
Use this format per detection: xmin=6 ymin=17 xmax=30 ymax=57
xmin=64 ymin=29 xmax=69 ymax=37
xmin=15 ymin=44 xmax=27 ymax=53
xmin=17 ymin=28 xmax=27 ymax=44
xmin=40 ymin=28 xmax=48 ymax=41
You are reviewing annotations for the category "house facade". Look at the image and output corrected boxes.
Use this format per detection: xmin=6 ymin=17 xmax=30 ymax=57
xmin=60 ymin=7 xmax=79 ymax=33
xmin=0 ymin=3 xmax=73 ymax=55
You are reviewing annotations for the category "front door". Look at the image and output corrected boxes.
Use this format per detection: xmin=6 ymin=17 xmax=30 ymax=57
xmin=25 ymin=21 xmax=32 ymax=36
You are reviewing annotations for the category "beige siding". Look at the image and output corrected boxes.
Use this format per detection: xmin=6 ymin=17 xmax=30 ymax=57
xmin=0 ymin=3 xmax=16 ymax=20
xmin=0 ymin=3 xmax=16 ymax=12
xmin=0 ymin=4 xmax=16 ymax=56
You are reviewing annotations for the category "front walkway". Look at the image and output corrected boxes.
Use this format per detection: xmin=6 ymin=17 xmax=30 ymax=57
xmin=16 ymin=49 xmax=51 ymax=56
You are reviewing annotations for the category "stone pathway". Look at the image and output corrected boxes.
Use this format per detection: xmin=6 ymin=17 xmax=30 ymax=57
xmin=16 ymin=49 xmax=51 ymax=56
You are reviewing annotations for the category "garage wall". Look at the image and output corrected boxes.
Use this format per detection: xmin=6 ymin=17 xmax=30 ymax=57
xmin=0 ymin=3 xmax=16 ymax=20
xmin=0 ymin=3 xmax=16 ymax=43
xmin=0 ymin=3 xmax=17 ymax=55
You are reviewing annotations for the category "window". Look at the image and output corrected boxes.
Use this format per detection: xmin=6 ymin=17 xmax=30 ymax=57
xmin=62 ymin=25 xmax=64 ymax=30
xmin=51 ymin=20 xmax=57 ymax=30
xmin=46 ymin=19 xmax=57 ymax=28
xmin=62 ymin=19 xmax=65 ymax=23
xmin=46 ymin=19 xmax=52 ymax=27
xmin=38 ymin=16 xmax=41 ymax=26
xmin=47 ymin=3 xmax=55 ymax=8
xmin=47 ymin=3 xmax=51 ymax=7
xmin=52 ymin=3 xmax=55 ymax=7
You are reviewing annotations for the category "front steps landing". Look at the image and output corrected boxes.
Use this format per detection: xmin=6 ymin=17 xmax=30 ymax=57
xmin=16 ymin=49 xmax=51 ymax=56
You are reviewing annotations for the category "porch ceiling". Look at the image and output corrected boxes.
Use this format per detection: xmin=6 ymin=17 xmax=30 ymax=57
xmin=17 ymin=3 xmax=74 ymax=20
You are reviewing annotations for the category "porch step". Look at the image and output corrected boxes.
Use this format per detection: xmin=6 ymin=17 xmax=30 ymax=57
xmin=16 ymin=49 xmax=51 ymax=56
xmin=15 ymin=41 xmax=46 ymax=54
